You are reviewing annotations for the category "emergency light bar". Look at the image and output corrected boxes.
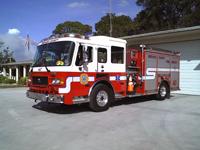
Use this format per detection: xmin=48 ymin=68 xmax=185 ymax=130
xmin=40 ymin=33 xmax=89 ymax=43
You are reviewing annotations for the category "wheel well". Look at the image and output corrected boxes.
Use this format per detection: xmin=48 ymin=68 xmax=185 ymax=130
xmin=161 ymin=80 xmax=170 ymax=93
xmin=89 ymin=80 xmax=114 ymax=97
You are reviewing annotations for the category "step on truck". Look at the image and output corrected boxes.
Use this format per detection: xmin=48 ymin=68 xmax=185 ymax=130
xmin=26 ymin=34 xmax=180 ymax=111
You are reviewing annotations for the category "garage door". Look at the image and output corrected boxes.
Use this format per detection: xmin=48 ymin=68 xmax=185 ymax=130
xmin=150 ymin=40 xmax=200 ymax=95
xmin=179 ymin=60 xmax=200 ymax=95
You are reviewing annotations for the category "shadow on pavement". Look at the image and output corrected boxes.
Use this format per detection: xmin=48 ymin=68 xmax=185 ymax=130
xmin=112 ymin=95 xmax=156 ymax=107
xmin=32 ymin=95 xmax=172 ymax=114
xmin=32 ymin=102 xmax=90 ymax=114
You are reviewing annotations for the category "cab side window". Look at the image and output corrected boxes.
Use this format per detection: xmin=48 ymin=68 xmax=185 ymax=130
xmin=98 ymin=48 xmax=107 ymax=63
xmin=76 ymin=45 xmax=93 ymax=66
xmin=111 ymin=46 xmax=124 ymax=64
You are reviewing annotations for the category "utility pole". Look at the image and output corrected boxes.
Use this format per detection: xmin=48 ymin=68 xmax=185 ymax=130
xmin=109 ymin=0 xmax=113 ymax=37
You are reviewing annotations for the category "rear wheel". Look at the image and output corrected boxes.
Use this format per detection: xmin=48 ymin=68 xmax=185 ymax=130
xmin=156 ymin=82 xmax=169 ymax=100
xmin=89 ymin=84 xmax=113 ymax=112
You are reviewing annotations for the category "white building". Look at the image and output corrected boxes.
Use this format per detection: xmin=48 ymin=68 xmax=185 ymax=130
xmin=1 ymin=60 xmax=32 ymax=82
xmin=122 ymin=26 xmax=200 ymax=95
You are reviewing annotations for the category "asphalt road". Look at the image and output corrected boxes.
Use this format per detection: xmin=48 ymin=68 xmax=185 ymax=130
xmin=0 ymin=88 xmax=200 ymax=150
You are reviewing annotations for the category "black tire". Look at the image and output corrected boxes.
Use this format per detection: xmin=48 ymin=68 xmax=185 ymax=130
xmin=156 ymin=82 xmax=169 ymax=100
xmin=89 ymin=84 xmax=113 ymax=112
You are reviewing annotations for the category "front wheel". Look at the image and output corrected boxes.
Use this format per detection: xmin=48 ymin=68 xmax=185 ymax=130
xmin=89 ymin=84 xmax=113 ymax=112
xmin=156 ymin=82 xmax=169 ymax=100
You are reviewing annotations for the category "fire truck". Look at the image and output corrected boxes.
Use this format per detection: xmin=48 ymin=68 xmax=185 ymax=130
xmin=26 ymin=34 xmax=180 ymax=111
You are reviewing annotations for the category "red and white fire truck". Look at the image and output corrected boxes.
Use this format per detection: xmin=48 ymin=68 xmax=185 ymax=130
xmin=26 ymin=34 xmax=180 ymax=111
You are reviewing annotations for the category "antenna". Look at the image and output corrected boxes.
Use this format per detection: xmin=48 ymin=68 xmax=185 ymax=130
xmin=109 ymin=0 xmax=112 ymax=37
xmin=25 ymin=34 xmax=38 ymax=51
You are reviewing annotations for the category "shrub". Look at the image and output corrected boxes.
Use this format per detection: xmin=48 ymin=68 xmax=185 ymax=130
xmin=4 ymin=78 xmax=16 ymax=84
xmin=18 ymin=77 xmax=28 ymax=85
xmin=0 ymin=75 xmax=16 ymax=84
xmin=0 ymin=76 xmax=4 ymax=83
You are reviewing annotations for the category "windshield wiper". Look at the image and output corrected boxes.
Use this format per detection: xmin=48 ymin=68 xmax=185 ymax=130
xmin=44 ymin=64 xmax=50 ymax=72
xmin=30 ymin=64 xmax=50 ymax=72
xmin=40 ymin=58 xmax=50 ymax=72
xmin=31 ymin=58 xmax=50 ymax=72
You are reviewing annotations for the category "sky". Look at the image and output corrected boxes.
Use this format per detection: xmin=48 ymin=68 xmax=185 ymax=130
xmin=0 ymin=0 xmax=141 ymax=61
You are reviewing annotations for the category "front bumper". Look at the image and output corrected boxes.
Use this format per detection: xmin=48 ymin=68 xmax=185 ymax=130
xmin=26 ymin=91 xmax=64 ymax=104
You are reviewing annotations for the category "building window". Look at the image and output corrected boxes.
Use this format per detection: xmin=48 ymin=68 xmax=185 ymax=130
xmin=98 ymin=48 xmax=107 ymax=63
xmin=111 ymin=46 xmax=124 ymax=64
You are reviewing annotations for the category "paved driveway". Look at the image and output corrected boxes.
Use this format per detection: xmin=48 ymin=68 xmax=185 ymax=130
xmin=0 ymin=88 xmax=200 ymax=150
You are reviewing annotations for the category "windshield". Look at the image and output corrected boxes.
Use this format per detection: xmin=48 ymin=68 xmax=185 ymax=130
xmin=33 ymin=41 xmax=75 ymax=67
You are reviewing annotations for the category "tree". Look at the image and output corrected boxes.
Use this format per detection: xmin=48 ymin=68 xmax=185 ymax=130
xmin=180 ymin=0 xmax=200 ymax=27
xmin=95 ymin=14 xmax=135 ymax=37
xmin=0 ymin=42 xmax=3 ymax=64
xmin=133 ymin=0 xmax=200 ymax=33
xmin=53 ymin=21 xmax=92 ymax=35
xmin=0 ymin=41 xmax=15 ymax=64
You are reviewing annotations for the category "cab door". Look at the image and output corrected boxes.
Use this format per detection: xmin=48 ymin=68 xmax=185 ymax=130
xmin=74 ymin=44 xmax=97 ymax=72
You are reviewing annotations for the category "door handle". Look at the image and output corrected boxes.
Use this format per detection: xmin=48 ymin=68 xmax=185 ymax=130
xmin=79 ymin=67 xmax=82 ymax=71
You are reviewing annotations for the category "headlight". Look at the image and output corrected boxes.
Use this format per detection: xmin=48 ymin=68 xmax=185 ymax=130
xmin=52 ymin=79 xmax=60 ymax=85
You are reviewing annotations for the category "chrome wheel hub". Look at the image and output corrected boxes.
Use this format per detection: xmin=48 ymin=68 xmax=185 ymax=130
xmin=96 ymin=90 xmax=108 ymax=107
xmin=160 ymin=86 xmax=167 ymax=97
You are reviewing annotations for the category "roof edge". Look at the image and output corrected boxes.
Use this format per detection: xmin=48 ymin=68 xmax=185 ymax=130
xmin=121 ymin=25 xmax=200 ymax=39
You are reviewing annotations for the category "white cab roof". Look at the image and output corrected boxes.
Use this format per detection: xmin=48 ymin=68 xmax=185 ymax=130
xmin=38 ymin=35 xmax=127 ymax=47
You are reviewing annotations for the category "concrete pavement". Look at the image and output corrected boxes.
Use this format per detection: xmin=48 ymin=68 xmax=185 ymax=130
xmin=0 ymin=88 xmax=200 ymax=150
